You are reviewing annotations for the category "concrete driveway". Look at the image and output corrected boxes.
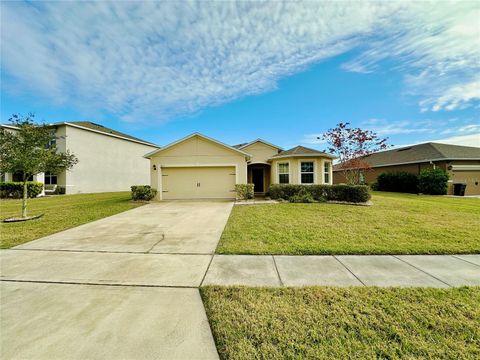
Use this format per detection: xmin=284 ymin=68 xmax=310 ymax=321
xmin=1 ymin=201 xmax=233 ymax=360
xmin=15 ymin=201 xmax=233 ymax=254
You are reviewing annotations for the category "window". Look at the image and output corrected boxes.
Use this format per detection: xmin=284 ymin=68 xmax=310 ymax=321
xmin=324 ymin=162 xmax=330 ymax=183
xmin=278 ymin=163 xmax=289 ymax=184
xmin=300 ymin=161 xmax=314 ymax=184
xmin=44 ymin=172 xmax=58 ymax=185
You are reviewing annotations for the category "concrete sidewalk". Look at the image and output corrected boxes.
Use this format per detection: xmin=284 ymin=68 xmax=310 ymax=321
xmin=203 ymin=254 xmax=480 ymax=288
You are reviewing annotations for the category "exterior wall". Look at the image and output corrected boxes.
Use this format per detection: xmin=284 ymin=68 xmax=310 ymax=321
xmin=149 ymin=135 xmax=248 ymax=200
xmin=63 ymin=125 xmax=157 ymax=194
xmin=446 ymin=160 xmax=480 ymax=196
xmin=333 ymin=160 xmax=480 ymax=195
xmin=270 ymin=157 xmax=333 ymax=185
xmin=241 ymin=142 xmax=280 ymax=163
xmin=333 ymin=162 xmax=434 ymax=184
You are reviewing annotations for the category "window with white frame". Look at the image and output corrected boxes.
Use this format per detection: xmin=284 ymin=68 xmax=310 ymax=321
xmin=300 ymin=161 xmax=314 ymax=184
xmin=324 ymin=162 xmax=330 ymax=183
xmin=44 ymin=171 xmax=58 ymax=185
xmin=278 ymin=163 xmax=289 ymax=184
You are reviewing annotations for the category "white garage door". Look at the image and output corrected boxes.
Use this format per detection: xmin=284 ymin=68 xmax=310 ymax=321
xmin=162 ymin=166 xmax=236 ymax=200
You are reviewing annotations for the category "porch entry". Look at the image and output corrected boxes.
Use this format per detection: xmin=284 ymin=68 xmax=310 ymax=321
xmin=252 ymin=168 xmax=264 ymax=193
xmin=247 ymin=163 xmax=271 ymax=194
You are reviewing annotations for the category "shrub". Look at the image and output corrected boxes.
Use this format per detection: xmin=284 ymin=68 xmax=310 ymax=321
xmin=235 ymin=184 xmax=254 ymax=200
xmin=376 ymin=172 xmax=418 ymax=193
xmin=269 ymin=184 xmax=370 ymax=203
xmin=288 ymin=188 xmax=315 ymax=203
xmin=0 ymin=181 xmax=44 ymax=199
xmin=418 ymin=168 xmax=449 ymax=195
xmin=131 ymin=185 xmax=157 ymax=201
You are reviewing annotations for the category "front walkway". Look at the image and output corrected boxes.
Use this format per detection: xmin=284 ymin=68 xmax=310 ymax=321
xmin=203 ymin=254 xmax=480 ymax=288
xmin=1 ymin=201 xmax=479 ymax=359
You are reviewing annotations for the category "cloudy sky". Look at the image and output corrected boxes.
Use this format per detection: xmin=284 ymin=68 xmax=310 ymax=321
xmin=1 ymin=1 xmax=479 ymax=148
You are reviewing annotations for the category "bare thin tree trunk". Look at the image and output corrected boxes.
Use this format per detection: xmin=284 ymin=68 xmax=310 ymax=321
xmin=22 ymin=178 xmax=28 ymax=218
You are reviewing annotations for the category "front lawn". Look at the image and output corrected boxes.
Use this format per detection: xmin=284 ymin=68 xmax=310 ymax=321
xmin=0 ymin=192 xmax=142 ymax=248
xmin=201 ymin=286 xmax=480 ymax=359
xmin=217 ymin=192 xmax=480 ymax=254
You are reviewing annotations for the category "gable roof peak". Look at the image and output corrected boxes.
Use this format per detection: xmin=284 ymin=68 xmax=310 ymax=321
xmin=144 ymin=132 xmax=251 ymax=158
xmin=237 ymin=138 xmax=283 ymax=150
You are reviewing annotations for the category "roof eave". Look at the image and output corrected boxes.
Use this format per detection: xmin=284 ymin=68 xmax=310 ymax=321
xmin=144 ymin=132 xmax=252 ymax=159
xmin=332 ymin=157 xmax=480 ymax=170
xmin=270 ymin=153 xmax=337 ymax=160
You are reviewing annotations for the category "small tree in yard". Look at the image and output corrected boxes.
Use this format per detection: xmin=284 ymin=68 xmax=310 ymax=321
xmin=0 ymin=114 xmax=78 ymax=219
xmin=320 ymin=122 xmax=389 ymax=185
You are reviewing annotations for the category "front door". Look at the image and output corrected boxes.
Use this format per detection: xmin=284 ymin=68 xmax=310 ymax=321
xmin=252 ymin=168 xmax=264 ymax=193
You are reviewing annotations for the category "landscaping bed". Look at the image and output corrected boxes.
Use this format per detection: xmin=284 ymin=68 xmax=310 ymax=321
xmin=217 ymin=192 xmax=480 ymax=254
xmin=0 ymin=192 xmax=143 ymax=248
xmin=201 ymin=286 xmax=480 ymax=359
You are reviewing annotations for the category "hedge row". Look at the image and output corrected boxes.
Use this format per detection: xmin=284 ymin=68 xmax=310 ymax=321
xmin=376 ymin=172 xmax=419 ymax=193
xmin=269 ymin=184 xmax=371 ymax=203
xmin=0 ymin=181 xmax=44 ymax=199
xmin=375 ymin=168 xmax=449 ymax=195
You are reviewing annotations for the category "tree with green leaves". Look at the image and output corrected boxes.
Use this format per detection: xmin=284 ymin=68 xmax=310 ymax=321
xmin=0 ymin=114 xmax=78 ymax=218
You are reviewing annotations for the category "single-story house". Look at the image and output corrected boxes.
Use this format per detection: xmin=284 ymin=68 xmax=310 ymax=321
xmin=1 ymin=121 xmax=159 ymax=195
xmin=145 ymin=133 xmax=335 ymax=200
xmin=333 ymin=142 xmax=480 ymax=196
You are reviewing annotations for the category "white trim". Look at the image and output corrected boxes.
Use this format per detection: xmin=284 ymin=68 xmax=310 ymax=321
xmin=0 ymin=124 xmax=19 ymax=130
xmin=324 ymin=161 xmax=332 ymax=184
xmin=277 ymin=161 xmax=290 ymax=184
xmin=270 ymin=153 xmax=336 ymax=160
xmin=61 ymin=122 xmax=159 ymax=147
xmin=248 ymin=161 xmax=271 ymax=165
xmin=450 ymin=164 xmax=480 ymax=171
xmin=298 ymin=159 xmax=316 ymax=184
xmin=144 ymin=133 xmax=251 ymax=158
xmin=238 ymin=139 xmax=283 ymax=151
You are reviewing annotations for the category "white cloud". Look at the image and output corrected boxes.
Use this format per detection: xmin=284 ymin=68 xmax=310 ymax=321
xmin=361 ymin=118 xmax=436 ymax=136
xmin=343 ymin=2 xmax=480 ymax=112
xmin=424 ymin=133 xmax=480 ymax=147
xmin=1 ymin=1 xmax=479 ymax=122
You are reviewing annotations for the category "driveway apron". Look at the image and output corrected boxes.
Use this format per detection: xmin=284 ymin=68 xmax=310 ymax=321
xmin=1 ymin=201 xmax=233 ymax=360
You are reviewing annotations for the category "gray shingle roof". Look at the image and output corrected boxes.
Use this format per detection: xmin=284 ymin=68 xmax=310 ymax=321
xmin=272 ymin=145 xmax=335 ymax=158
xmin=333 ymin=142 xmax=480 ymax=170
xmin=61 ymin=121 xmax=158 ymax=146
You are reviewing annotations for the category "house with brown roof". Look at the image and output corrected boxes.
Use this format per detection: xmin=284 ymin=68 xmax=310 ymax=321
xmin=1 ymin=121 xmax=159 ymax=194
xmin=145 ymin=133 xmax=335 ymax=200
xmin=333 ymin=142 xmax=480 ymax=196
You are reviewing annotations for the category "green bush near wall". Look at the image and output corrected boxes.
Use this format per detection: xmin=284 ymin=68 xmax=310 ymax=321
xmin=269 ymin=184 xmax=371 ymax=203
xmin=131 ymin=185 xmax=157 ymax=201
xmin=418 ymin=168 xmax=449 ymax=195
xmin=235 ymin=184 xmax=254 ymax=200
xmin=376 ymin=172 xmax=419 ymax=193
xmin=0 ymin=181 xmax=44 ymax=199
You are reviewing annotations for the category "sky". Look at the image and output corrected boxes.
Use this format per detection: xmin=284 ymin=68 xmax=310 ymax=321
xmin=1 ymin=1 xmax=479 ymax=149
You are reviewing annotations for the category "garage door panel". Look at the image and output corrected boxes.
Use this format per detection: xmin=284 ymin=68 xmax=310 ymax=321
xmin=162 ymin=167 xmax=235 ymax=200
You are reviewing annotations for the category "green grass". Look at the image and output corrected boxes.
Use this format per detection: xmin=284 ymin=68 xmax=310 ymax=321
xmin=201 ymin=286 xmax=480 ymax=359
xmin=0 ymin=192 xmax=142 ymax=248
xmin=217 ymin=192 xmax=480 ymax=255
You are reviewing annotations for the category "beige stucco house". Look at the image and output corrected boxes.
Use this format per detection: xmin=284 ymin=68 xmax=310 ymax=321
xmin=145 ymin=133 xmax=335 ymax=200
xmin=1 ymin=121 xmax=159 ymax=195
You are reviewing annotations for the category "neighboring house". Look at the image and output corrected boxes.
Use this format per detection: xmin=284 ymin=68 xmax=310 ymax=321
xmin=333 ymin=142 xmax=480 ymax=196
xmin=1 ymin=121 xmax=159 ymax=195
xmin=145 ymin=133 xmax=335 ymax=200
